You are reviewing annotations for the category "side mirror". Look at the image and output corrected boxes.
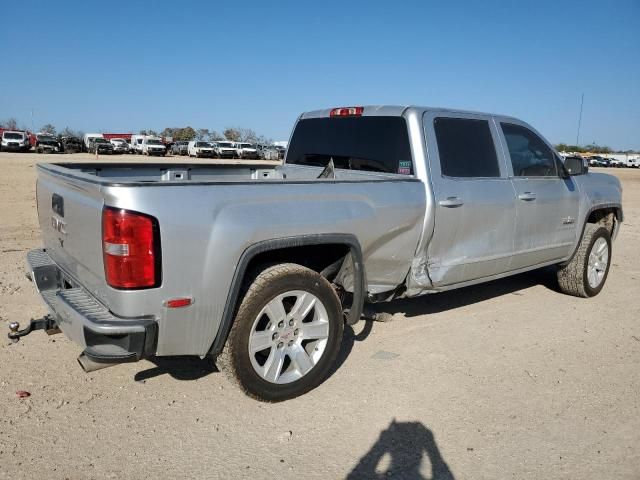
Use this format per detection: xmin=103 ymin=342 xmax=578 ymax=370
xmin=564 ymin=157 xmax=588 ymax=176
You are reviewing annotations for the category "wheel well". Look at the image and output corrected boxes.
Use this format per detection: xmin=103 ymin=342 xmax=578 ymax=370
xmin=244 ymin=244 xmax=351 ymax=282
xmin=587 ymin=207 xmax=619 ymax=234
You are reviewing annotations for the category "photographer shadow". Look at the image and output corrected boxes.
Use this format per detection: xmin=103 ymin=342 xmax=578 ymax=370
xmin=348 ymin=419 xmax=454 ymax=480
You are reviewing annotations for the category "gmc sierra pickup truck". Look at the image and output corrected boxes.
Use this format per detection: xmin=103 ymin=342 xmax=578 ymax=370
xmin=9 ymin=105 xmax=622 ymax=402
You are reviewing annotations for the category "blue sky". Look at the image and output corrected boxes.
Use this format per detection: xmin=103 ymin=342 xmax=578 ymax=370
xmin=1 ymin=0 xmax=638 ymax=149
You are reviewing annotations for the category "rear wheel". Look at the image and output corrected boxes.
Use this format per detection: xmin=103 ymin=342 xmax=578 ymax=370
xmin=218 ymin=263 xmax=344 ymax=402
xmin=557 ymin=224 xmax=611 ymax=297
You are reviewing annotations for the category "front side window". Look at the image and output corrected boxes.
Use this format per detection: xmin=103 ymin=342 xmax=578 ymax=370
xmin=501 ymin=123 xmax=557 ymax=177
xmin=433 ymin=117 xmax=500 ymax=178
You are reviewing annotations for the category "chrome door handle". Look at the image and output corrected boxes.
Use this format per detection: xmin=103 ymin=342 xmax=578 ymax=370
xmin=518 ymin=192 xmax=536 ymax=201
xmin=438 ymin=197 xmax=464 ymax=208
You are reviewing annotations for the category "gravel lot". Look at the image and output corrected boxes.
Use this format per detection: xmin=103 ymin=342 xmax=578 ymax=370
xmin=0 ymin=152 xmax=638 ymax=479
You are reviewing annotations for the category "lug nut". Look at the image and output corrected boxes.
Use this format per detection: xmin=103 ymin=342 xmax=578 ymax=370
xmin=294 ymin=329 xmax=299 ymax=336
xmin=277 ymin=342 xmax=284 ymax=349
xmin=288 ymin=340 xmax=294 ymax=347
xmin=278 ymin=321 xmax=284 ymax=328
xmin=272 ymin=332 xmax=279 ymax=341
xmin=289 ymin=319 xmax=294 ymax=326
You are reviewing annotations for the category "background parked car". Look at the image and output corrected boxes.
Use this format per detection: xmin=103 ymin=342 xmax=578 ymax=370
xmin=234 ymin=142 xmax=258 ymax=159
xmin=257 ymin=144 xmax=279 ymax=160
xmin=0 ymin=130 xmax=31 ymax=152
xmin=142 ymin=137 xmax=166 ymax=156
xmin=83 ymin=133 xmax=104 ymax=152
xmin=188 ymin=141 xmax=215 ymax=158
xmin=213 ymin=141 xmax=237 ymax=158
xmin=60 ymin=136 xmax=83 ymax=153
xmin=171 ymin=141 xmax=189 ymax=156
xmin=88 ymin=137 xmax=114 ymax=155
xmin=275 ymin=145 xmax=286 ymax=159
xmin=35 ymin=134 xmax=63 ymax=153
xmin=109 ymin=138 xmax=130 ymax=154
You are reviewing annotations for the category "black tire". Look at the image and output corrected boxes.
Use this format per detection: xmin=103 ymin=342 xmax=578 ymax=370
xmin=218 ymin=263 xmax=344 ymax=402
xmin=557 ymin=224 xmax=612 ymax=298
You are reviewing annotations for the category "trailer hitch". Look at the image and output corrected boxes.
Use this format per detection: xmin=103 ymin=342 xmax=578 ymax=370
xmin=8 ymin=315 xmax=60 ymax=343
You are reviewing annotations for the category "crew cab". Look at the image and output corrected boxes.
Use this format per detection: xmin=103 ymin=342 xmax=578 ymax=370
xmin=10 ymin=105 xmax=622 ymax=402
xmin=188 ymin=141 xmax=215 ymax=158
xmin=1 ymin=130 xmax=31 ymax=152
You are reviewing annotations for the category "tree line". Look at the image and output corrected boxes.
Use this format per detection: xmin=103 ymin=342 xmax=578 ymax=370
xmin=554 ymin=143 xmax=637 ymax=154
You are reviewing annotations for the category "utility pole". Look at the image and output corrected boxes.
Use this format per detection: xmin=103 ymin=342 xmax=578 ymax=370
xmin=576 ymin=93 xmax=584 ymax=146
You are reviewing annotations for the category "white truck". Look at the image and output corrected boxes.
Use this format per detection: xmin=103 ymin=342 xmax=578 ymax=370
xmin=234 ymin=142 xmax=259 ymax=159
xmin=141 ymin=137 xmax=166 ymax=156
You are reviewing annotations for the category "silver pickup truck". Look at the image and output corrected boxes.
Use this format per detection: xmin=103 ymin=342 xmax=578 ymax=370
xmin=10 ymin=105 xmax=623 ymax=401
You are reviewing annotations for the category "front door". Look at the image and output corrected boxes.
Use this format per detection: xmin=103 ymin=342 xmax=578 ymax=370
xmin=423 ymin=111 xmax=516 ymax=287
xmin=495 ymin=119 xmax=580 ymax=269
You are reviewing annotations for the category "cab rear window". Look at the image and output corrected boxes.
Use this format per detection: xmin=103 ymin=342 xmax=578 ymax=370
xmin=286 ymin=117 xmax=412 ymax=174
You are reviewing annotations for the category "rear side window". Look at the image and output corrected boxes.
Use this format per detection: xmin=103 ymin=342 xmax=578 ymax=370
xmin=434 ymin=117 xmax=500 ymax=178
xmin=501 ymin=123 xmax=558 ymax=177
xmin=286 ymin=117 xmax=412 ymax=174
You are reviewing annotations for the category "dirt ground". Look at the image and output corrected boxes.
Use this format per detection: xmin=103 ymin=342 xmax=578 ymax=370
xmin=0 ymin=151 xmax=638 ymax=479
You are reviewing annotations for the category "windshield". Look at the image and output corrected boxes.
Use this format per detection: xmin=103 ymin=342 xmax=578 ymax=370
xmin=286 ymin=116 xmax=412 ymax=174
xmin=147 ymin=139 xmax=162 ymax=145
xmin=195 ymin=142 xmax=209 ymax=147
xmin=38 ymin=135 xmax=57 ymax=142
xmin=3 ymin=132 xmax=23 ymax=140
xmin=239 ymin=143 xmax=253 ymax=148
xmin=218 ymin=142 xmax=233 ymax=147
xmin=94 ymin=138 xmax=108 ymax=144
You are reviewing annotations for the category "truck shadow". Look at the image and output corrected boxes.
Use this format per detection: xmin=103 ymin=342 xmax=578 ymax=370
xmin=347 ymin=419 xmax=455 ymax=479
xmin=134 ymin=356 xmax=218 ymax=382
xmin=377 ymin=266 xmax=558 ymax=318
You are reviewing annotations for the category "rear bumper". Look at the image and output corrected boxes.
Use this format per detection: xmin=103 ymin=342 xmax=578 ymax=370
xmin=24 ymin=249 xmax=157 ymax=363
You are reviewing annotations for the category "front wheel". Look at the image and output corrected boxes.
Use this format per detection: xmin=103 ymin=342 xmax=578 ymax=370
xmin=557 ymin=223 xmax=612 ymax=297
xmin=218 ymin=263 xmax=344 ymax=402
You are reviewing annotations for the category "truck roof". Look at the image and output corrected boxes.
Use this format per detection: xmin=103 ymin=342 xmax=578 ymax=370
xmin=299 ymin=105 xmax=516 ymax=120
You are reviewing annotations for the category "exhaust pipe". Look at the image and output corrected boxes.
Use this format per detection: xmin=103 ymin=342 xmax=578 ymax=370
xmin=77 ymin=353 xmax=117 ymax=373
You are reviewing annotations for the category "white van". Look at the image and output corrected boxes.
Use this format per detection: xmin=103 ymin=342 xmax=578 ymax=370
xmin=130 ymin=135 xmax=145 ymax=154
xmin=141 ymin=136 xmax=166 ymax=156
xmin=1 ymin=130 xmax=31 ymax=152
xmin=188 ymin=141 xmax=215 ymax=158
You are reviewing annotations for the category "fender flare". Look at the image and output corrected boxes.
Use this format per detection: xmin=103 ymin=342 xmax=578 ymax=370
xmin=561 ymin=202 xmax=623 ymax=267
xmin=208 ymin=233 xmax=366 ymax=356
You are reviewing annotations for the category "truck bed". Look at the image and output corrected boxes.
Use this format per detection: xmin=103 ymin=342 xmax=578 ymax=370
xmin=35 ymin=161 xmax=426 ymax=357
xmin=40 ymin=162 xmax=411 ymax=185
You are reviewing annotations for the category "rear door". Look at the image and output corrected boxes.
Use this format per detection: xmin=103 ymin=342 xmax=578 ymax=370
xmin=423 ymin=111 xmax=516 ymax=287
xmin=495 ymin=119 xmax=580 ymax=268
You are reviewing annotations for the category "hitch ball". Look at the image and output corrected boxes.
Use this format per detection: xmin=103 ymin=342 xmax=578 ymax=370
xmin=8 ymin=322 xmax=20 ymax=343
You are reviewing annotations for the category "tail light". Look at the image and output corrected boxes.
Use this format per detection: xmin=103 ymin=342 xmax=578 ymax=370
xmin=330 ymin=106 xmax=364 ymax=117
xmin=102 ymin=207 xmax=161 ymax=289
